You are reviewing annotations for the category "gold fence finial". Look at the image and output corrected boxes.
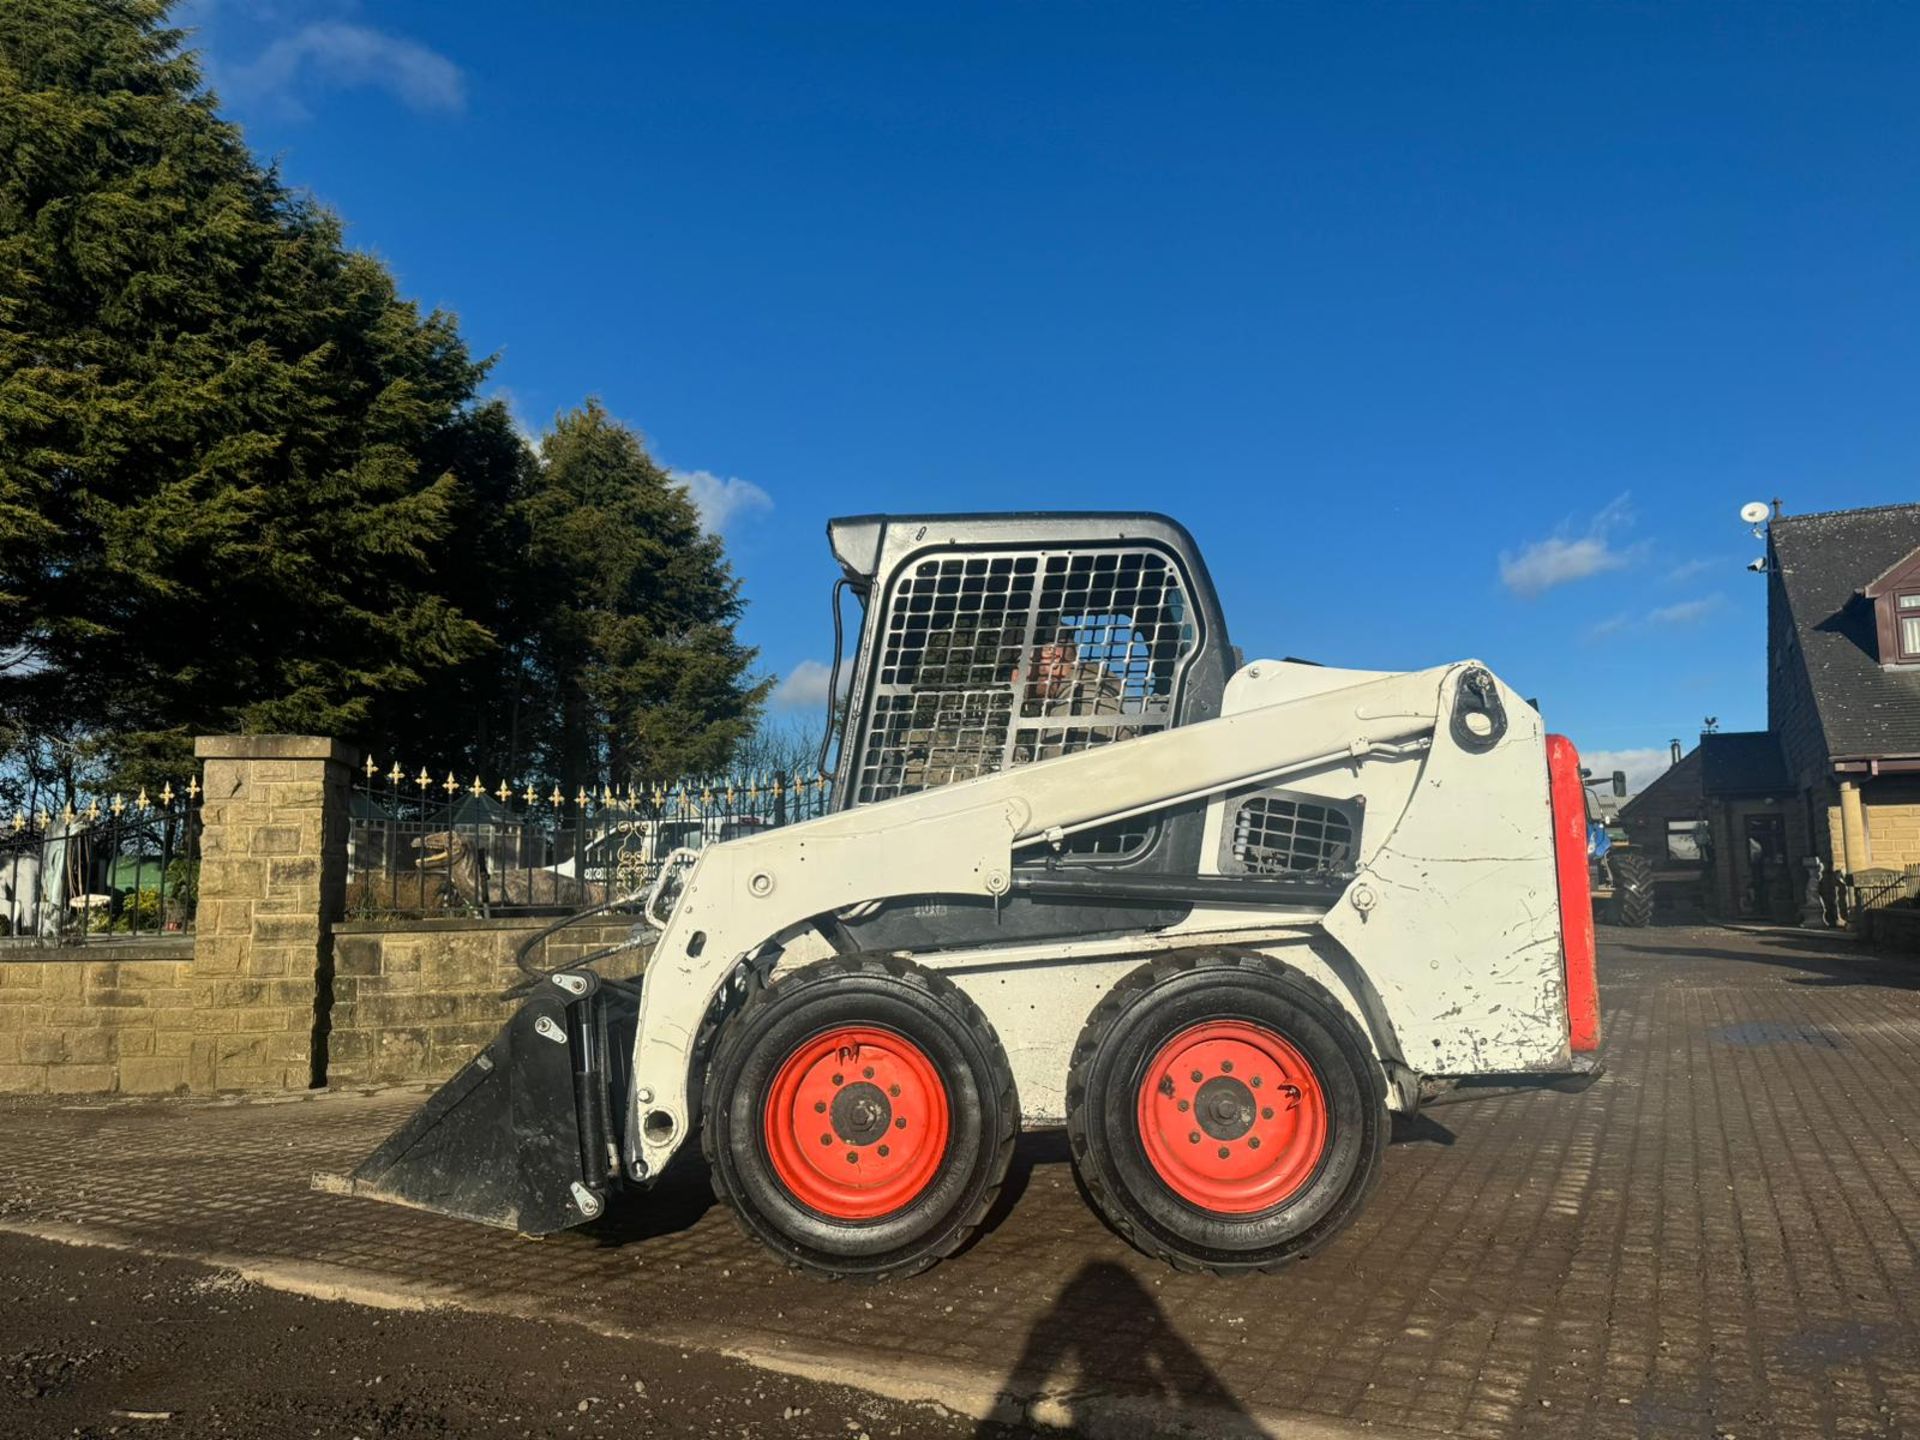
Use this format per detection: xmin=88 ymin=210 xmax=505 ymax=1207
xmin=470 ymin=775 xmax=485 ymax=798
xmin=549 ymin=785 xmax=565 ymax=807
xmin=497 ymin=780 xmax=512 ymax=803
xmin=135 ymin=788 xmax=149 ymax=810
xmin=388 ymin=762 xmax=404 ymax=786
xmin=442 ymin=771 xmax=458 ymax=796
xmin=416 ymin=767 xmax=431 ymax=790
xmin=186 ymin=775 xmax=200 ymax=800
xmin=364 ymin=754 xmax=377 ymax=778
xmin=159 ymin=783 xmax=174 ymax=806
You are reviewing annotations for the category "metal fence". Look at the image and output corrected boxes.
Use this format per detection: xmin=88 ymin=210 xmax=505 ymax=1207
xmin=1 ymin=779 xmax=203 ymax=947
xmin=344 ymin=759 xmax=838 ymax=921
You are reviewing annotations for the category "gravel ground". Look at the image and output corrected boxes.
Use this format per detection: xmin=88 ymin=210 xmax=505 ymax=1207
xmin=0 ymin=1231 xmax=1021 ymax=1440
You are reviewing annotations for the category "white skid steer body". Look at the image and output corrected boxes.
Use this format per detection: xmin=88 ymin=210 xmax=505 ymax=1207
xmin=335 ymin=511 xmax=1600 ymax=1278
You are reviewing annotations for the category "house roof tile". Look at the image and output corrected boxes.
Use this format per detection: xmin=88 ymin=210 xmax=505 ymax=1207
xmin=1770 ymin=503 xmax=1920 ymax=760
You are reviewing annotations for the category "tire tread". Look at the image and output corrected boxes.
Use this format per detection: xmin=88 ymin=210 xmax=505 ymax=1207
xmin=1064 ymin=948 xmax=1388 ymax=1277
xmin=701 ymin=954 xmax=1017 ymax=1282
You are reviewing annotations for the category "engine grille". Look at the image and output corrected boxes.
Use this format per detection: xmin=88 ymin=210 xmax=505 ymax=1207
xmin=1225 ymin=793 xmax=1360 ymax=876
xmin=849 ymin=546 xmax=1198 ymax=854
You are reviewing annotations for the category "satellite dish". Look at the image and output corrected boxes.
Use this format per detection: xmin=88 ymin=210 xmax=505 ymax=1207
xmin=1739 ymin=501 xmax=1770 ymax=524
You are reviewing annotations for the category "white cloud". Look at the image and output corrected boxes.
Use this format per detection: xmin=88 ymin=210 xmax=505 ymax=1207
xmin=1499 ymin=495 xmax=1636 ymax=598
xmin=1664 ymin=557 xmax=1720 ymax=585
xmin=1649 ymin=594 xmax=1724 ymax=626
xmin=486 ymin=386 xmax=539 ymax=452
xmin=770 ymin=660 xmax=846 ymax=711
xmin=1581 ymin=746 xmax=1678 ymax=797
xmin=1585 ymin=612 xmax=1632 ymax=641
xmin=671 ymin=469 xmax=773 ymax=535
xmin=225 ymin=22 xmax=465 ymax=116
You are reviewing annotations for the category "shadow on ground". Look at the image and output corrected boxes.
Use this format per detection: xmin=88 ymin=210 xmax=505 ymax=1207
xmin=977 ymin=1260 xmax=1265 ymax=1437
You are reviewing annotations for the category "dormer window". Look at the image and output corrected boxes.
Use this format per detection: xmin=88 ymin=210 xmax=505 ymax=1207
xmin=1864 ymin=544 xmax=1920 ymax=667
xmin=1900 ymin=594 xmax=1920 ymax=661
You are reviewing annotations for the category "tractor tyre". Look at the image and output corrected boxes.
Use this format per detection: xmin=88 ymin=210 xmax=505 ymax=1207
xmin=701 ymin=955 xmax=1016 ymax=1281
xmin=1610 ymin=853 xmax=1656 ymax=928
xmin=1065 ymin=950 xmax=1388 ymax=1276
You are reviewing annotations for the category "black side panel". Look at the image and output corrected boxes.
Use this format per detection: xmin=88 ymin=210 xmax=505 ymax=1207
xmin=835 ymin=892 xmax=1190 ymax=952
xmin=341 ymin=993 xmax=609 ymax=1235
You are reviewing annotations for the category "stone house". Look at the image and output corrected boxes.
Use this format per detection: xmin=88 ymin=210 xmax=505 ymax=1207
xmin=1769 ymin=503 xmax=1920 ymax=909
xmin=1618 ymin=501 xmax=1920 ymax=922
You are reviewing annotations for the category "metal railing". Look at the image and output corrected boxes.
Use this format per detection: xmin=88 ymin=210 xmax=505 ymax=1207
xmin=1 ymin=779 xmax=203 ymax=947
xmin=344 ymin=759 xmax=837 ymax=922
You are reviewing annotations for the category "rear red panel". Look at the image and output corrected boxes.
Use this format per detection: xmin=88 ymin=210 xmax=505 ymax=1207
xmin=1546 ymin=735 xmax=1601 ymax=1053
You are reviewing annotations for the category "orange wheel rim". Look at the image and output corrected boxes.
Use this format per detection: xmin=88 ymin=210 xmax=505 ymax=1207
xmin=764 ymin=1026 xmax=951 ymax=1220
xmin=1136 ymin=1020 xmax=1328 ymax=1214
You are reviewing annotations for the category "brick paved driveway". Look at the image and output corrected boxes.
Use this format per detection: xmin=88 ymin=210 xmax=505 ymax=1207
xmin=4 ymin=924 xmax=1919 ymax=1439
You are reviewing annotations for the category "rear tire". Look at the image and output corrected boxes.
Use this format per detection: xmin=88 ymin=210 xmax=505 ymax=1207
xmin=1610 ymin=853 xmax=1655 ymax=927
xmin=1066 ymin=951 xmax=1387 ymax=1275
xmin=702 ymin=956 xmax=1016 ymax=1280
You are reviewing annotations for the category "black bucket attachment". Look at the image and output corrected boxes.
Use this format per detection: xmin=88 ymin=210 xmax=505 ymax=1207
xmin=319 ymin=979 xmax=636 ymax=1236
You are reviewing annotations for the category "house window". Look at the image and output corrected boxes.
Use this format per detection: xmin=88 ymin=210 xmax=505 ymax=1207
xmin=1901 ymin=593 xmax=1920 ymax=659
xmin=1666 ymin=819 xmax=1703 ymax=863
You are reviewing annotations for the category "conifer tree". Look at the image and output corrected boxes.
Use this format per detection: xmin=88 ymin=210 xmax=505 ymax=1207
xmin=525 ymin=402 xmax=767 ymax=788
xmin=0 ymin=0 xmax=500 ymax=771
xmin=0 ymin=2 xmax=768 ymax=784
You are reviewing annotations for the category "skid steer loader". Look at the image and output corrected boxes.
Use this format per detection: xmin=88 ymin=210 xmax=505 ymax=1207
xmin=326 ymin=511 xmax=1602 ymax=1278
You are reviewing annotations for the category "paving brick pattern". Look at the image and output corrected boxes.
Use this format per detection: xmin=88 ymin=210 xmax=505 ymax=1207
xmin=5 ymin=925 xmax=1920 ymax=1438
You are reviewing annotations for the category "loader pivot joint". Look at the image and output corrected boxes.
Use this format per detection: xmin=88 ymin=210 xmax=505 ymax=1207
xmin=1449 ymin=666 xmax=1507 ymax=753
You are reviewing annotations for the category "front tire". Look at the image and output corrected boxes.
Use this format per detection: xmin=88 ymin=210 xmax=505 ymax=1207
xmin=1610 ymin=853 xmax=1655 ymax=927
xmin=1066 ymin=951 xmax=1387 ymax=1275
xmin=702 ymin=956 xmax=1016 ymax=1280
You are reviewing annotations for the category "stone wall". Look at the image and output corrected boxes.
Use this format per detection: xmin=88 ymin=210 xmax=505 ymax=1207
xmin=0 ymin=941 xmax=196 ymax=1093
xmin=0 ymin=734 xmax=637 ymax=1098
xmin=326 ymin=917 xmax=640 ymax=1087
xmin=1861 ymin=778 xmax=1920 ymax=871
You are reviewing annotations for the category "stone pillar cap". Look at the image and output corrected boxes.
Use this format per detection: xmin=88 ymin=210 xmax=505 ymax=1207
xmin=194 ymin=735 xmax=359 ymax=765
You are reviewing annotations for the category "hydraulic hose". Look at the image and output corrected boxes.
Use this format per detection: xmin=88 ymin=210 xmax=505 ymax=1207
xmin=504 ymin=894 xmax=650 ymax=1001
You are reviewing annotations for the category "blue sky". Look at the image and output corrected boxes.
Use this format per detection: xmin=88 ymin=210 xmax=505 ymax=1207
xmin=180 ymin=1 xmax=1920 ymax=790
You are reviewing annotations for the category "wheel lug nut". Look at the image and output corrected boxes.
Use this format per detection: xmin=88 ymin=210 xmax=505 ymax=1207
xmin=1251 ymin=1076 xmax=1262 ymax=1089
xmin=1188 ymin=1132 xmax=1200 ymax=1144
xmin=864 ymin=1067 xmax=875 ymax=1079
xmin=1190 ymin=1069 xmax=1203 ymax=1083
xmin=1262 ymin=1107 xmax=1274 ymax=1120
xmin=1176 ymin=1099 xmax=1189 ymax=1112
xmin=894 ymin=1117 xmax=906 ymax=1129
xmin=889 ymin=1084 xmax=901 ymax=1097
xmin=847 ymin=1152 xmax=859 ymax=1163
xmin=814 ymin=1101 xmax=826 ymax=1113
xmin=1220 ymin=1060 xmax=1233 ymax=1073
xmin=1217 ymin=1146 xmax=1230 ymax=1159
xmin=1249 ymin=1137 xmax=1262 ymax=1150
xmin=832 ymin=1073 xmax=844 ymax=1086
xmin=820 ymin=1134 xmax=831 ymax=1145
xmin=878 ymin=1145 xmax=890 ymax=1157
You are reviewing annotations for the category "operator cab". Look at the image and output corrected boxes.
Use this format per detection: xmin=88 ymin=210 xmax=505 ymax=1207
xmin=816 ymin=512 xmax=1236 ymax=949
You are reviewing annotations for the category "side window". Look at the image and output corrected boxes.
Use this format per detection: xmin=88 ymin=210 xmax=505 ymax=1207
xmin=849 ymin=547 xmax=1198 ymax=857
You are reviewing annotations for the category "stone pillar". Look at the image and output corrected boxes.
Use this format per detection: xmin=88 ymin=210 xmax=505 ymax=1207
xmin=191 ymin=736 xmax=355 ymax=1092
xmin=1839 ymin=780 xmax=1871 ymax=874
